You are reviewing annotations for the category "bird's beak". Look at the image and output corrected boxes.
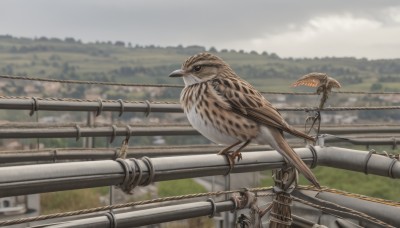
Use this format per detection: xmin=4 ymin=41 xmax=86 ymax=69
xmin=169 ymin=69 xmax=184 ymax=77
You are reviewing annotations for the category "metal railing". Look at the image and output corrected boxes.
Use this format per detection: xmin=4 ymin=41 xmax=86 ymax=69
xmin=0 ymin=88 xmax=399 ymax=227
xmin=0 ymin=146 xmax=398 ymax=198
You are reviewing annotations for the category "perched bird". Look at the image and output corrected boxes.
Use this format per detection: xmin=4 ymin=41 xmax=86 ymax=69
xmin=292 ymin=72 xmax=341 ymax=109
xmin=169 ymin=53 xmax=320 ymax=188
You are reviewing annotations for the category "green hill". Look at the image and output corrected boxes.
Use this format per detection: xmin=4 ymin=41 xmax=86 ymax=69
xmin=1 ymin=34 xmax=400 ymax=97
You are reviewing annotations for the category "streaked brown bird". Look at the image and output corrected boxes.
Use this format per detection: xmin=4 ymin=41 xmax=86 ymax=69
xmin=169 ymin=53 xmax=320 ymax=188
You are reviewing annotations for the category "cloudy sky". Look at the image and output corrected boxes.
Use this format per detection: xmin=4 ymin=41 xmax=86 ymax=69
xmin=2 ymin=0 xmax=400 ymax=59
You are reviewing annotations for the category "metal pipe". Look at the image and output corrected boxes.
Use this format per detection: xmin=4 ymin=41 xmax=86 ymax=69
xmin=324 ymin=137 xmax=400 ymax=146
xmin=0 ymin=98 xmax=399 ymax=114
xmin=321 ymin=125 xmax=400 ymax=134
xmin=0 ymin=160 xmax=125 ymax=197
xmin=0 ymin=125 xmax=398 ymax=143
xmin=29 ymin=191 xmax=391 ymax=228
xmin=0 ymin=148 xmax=312 ymax=197
xmin=0 ymin=98 xmax=183 ymax=113
xmin=42 ymin=200 xmax=234 ymax=228
xmin=0 ymin=126 xmax=198 ymax=139
xmin=0 ymin=145 xmax=278 ymax=164
xmin=316 ymin=146 xmax=400 ymax=178
xmin=0 ymin=147 xmax=398 ymax=198
xmin=293 ymin=189 xmax=400 ymax=227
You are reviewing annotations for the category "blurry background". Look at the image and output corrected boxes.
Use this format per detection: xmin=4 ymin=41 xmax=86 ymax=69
xmin=0 ymin=1 xmax=399 ymax=227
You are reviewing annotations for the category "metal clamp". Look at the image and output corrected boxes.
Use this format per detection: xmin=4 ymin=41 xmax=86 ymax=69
xmin=307 ymin=144 xmax=318 ymax=169
xmin=393 ymin=137 xmax=397 ymax=150
xmin=75 ymin=124 xmax=81 ymax=141
xmin=110 ymin=125 xmax=118 ymax=143
xmin=53 ymin=149 xmax=58 ymax=163
xmin=388 ymin=159 xmax=397 ymax=178
xmin=117 ymin=99 xmax=125 ymax=117
xmin=125 ymin=159 xmax=136 ymax=191
xmin=206 ymin=198 xmax=217 ymax=218
xmin=125 ymin=125 xmax=132 ymax=141
xmin=364 ymin=149 xmax=376 ymax=175
xmin=29 ymin=97 xmax=39 ymax=116
xmin=116 ymin=158 xmax=130 ymax=190
xmin=96 ymin=99 xmax=103 ymax=116
xmin=130 ymin=158 xmax=143 ymax=190
xmin=104 ymin=211 xmax=117 ymax=228
xmin=141 ymin=156 xmax=155 ymax=186
xmin=144 ymin=100 xmax=151 ymax=117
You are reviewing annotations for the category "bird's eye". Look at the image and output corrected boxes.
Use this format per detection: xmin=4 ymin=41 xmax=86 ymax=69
xmin=193 ymin=65 xmax=202 ymax=72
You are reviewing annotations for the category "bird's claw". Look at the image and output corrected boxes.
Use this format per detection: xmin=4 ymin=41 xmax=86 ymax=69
xmin=232 ymin=151 xmax=242 ymax=162
xmin=218 ymin=150 xmax=242 ymax=175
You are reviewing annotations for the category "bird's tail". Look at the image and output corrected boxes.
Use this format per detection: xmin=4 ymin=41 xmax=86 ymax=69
xmin=270 ymin=129 xmax=320 ymax=188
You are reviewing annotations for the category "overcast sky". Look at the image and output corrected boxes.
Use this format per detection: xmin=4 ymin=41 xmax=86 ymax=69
xmin=2 ymin=0 xmax=400 ymax=59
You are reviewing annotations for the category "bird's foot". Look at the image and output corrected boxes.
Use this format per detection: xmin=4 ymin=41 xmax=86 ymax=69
xmin=218 ymin=150 xmax=242 ymax=175
xmin=231 ymin=150 xmax=243 ymax=162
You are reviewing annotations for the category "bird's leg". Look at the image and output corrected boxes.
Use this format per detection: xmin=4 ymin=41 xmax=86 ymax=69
xmin=218 ymin=140 xmax=251 ymax=174
xmin=217 ymin=141 xmax=241 ymax=174
xmin=217 ymin=141 xmax=241 ymax=155
xmin=305 ymin=111 xmax=320 ymax=135
xmin=231 ymin=139 xmax=251 ymax=162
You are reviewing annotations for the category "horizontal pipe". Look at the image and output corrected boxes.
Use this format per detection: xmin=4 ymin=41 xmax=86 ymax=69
xmin=43 ymin=200 xmax=234 ymax=228
xmin=294 ymin=189 xmax=400 ymax=227
xmin=34 ymin=199 xmax=324 ymax=228
xmin=324 ymin=136 xmax=400 ymax=146
xmin=291 ymin=201 xmax=364 ymax=227
xmin=0 ymin=144 xmax=304 ymax=165
xmin=0 ymin=126 xmax=198 ymax=139
xmin=0 ymin=145 xmax=274 ymax=164
xmin=321 ymin=126 xmax=400 ymax=135
xmin=0 ymin=98 xmax=183 ymax=113
xmin=29 ymin=189 xmax=394 ymax=228
xmin=0 ymin=125 xmax=398 ymax=143
xmin=0 ymin=98 xmax=398 ymax=114
xmin=0 ymin=147 xmax=398 ymax=198
xmin=316 ymin=147 xmax=400 ymax=178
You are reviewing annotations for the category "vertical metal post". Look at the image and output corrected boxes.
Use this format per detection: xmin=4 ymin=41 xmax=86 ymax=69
xmin=223 ymin=174 xmax=231 ymax=228
xmin=317 ymin=134 xmax=325 ymax=147
xmin=85 ymin=112 xmax=94 ymax=148
xmin=35 ymin=111 xmax=40 ymax=150
xmin=109 ymin=112 xmax=114 ymax=208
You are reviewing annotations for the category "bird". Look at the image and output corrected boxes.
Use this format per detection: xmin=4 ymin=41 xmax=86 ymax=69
xmin=169 ymin=52 xmax=320 ymax=188
xmin=292 ymin=72 xmax=341 ymax=109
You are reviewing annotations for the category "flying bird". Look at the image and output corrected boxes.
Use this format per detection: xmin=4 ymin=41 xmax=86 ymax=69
xmin=169 ymin=53 xmax=320 ymax=188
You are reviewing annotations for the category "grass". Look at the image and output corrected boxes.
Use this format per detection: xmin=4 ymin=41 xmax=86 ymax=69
xmin=40 ymin=187 xmax=108 ymax=215
xmin=157 ymin=178 xmax=207 ymax=197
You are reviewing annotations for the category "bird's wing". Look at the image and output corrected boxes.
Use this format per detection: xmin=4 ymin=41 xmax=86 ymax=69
xmin=291 ymin=73 xmax=325 ymax=87
xmin=292 ymin=72 xmax=341 ymax=89
xmin=212 ymin=78 xmax=314 ymax=142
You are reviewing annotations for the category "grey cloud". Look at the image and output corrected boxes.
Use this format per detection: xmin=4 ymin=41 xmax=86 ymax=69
xmin=1 ymin=0 xmax=400 ymax=58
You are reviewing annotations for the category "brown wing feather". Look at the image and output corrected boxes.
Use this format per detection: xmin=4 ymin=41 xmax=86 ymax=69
xmin=291 ymin=72 xmax=327 ymax=88
xmin=291 ymin=78 xmax=320 ymax=87
xmin=212 ymin=78 xmax=315 ymax=142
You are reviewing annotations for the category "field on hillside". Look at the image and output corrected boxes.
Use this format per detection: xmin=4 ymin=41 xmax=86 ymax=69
xmin=1 ymin=35 xmax=400 ymax=95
